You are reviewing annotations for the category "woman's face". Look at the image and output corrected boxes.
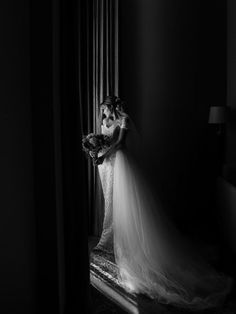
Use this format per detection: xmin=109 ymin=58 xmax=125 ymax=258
xmin=103 ymin=106 xmax=112 ymax=117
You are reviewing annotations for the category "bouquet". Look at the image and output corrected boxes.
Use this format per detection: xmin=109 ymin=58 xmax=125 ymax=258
xmin=82 ymin=133 xmax=111 ymax=165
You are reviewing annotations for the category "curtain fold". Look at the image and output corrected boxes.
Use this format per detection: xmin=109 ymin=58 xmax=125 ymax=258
xmin=61 ymin=1 xmax=91 ymax=312
xmin=81 ymin=0 xmax=119 ymax=237
xmin=31 ymin=0 xmax=91 ymax=313
xmin=30 ymin=1 xmax=60 ymax=312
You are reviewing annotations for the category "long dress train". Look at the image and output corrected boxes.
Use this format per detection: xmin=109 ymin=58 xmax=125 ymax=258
xmin=95 ymin=120 xmax=233 ymax=310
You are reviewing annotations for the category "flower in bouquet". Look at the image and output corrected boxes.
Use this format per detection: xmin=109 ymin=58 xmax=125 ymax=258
xmin=82 ymin=133 xmax=111 ymax=164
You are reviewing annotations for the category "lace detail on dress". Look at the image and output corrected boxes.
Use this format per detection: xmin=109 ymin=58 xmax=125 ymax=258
xmin=95 ymin=116 xmax=128 ymax=253
xmin=95 ymin=122 xmax=116 ymax=253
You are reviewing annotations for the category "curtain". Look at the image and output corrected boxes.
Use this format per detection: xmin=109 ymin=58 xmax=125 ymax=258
xmin=31 ymin=0 xmax=119 ymax=312
xmin=31 ymin=0 xmax=91 ymax=313
xmin=80 ymin=0 xmax=119 ymax=237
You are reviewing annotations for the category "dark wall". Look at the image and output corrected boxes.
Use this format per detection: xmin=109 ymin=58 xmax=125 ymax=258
xmin=226 ymin=0 xmax=236 ymax=167
xmin=119 ymin=0 xmax=226 ymax=238
xmin=0 ymin=1 xmax=36 ymax=313
xmin=215 ymin=0 xmax=236 ymax=273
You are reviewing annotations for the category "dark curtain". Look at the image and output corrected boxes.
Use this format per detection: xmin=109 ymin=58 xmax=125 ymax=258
xmin=31 ymin=0 xmax=91 ymax=313
xmin=80 ymin=0 xmax=119 ymax=238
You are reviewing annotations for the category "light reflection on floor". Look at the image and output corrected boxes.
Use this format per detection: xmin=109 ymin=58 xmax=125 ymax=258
xmin=89 ymin=239 xmax=236 ymax=314
xmin=90 ymin=249 xmax=188 ymax=314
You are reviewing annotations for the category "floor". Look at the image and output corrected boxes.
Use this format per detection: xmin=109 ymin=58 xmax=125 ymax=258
xmin=89 ymin=238 xmax=236 ymax=314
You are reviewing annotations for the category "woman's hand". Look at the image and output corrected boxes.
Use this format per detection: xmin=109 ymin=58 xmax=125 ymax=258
xmin=94 ymin=155 xmax=105 ymax=166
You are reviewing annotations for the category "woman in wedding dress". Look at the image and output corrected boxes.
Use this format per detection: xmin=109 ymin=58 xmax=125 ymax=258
xmin=93 ymin=95 xmax=233 ymax=310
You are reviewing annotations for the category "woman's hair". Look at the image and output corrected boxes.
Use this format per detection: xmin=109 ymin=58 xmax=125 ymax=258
xmin=99 ymin=96 xmax=127 ymax=120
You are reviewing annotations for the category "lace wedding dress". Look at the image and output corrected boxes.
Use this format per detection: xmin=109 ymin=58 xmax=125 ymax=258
xmin=95 ymin=117 xmax=232 ymax=310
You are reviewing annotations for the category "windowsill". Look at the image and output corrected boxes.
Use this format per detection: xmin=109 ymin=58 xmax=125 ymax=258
xmin=90 ymin=272 xmax=138 ymax=314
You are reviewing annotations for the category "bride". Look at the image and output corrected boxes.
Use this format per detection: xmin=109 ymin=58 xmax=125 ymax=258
xmin=93 ymin=95 xmax=233 ymax=310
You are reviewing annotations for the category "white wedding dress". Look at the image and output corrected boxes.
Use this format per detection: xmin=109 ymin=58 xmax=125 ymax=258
xmin=95 ymin=117 xmax=232 ymax=310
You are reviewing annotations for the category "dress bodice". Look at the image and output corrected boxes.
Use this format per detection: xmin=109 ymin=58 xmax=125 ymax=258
xmin=101 ymin=116 xmax=128 ymax=136
xmin=101 ymin=120 xmax=117 ymax=136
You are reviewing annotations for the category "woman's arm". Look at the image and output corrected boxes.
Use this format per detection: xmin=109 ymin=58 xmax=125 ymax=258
xmin=104 ymin=127 xmax=127 ymax=157
xmin=95 ymin=126 xmax=127 ymax=165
